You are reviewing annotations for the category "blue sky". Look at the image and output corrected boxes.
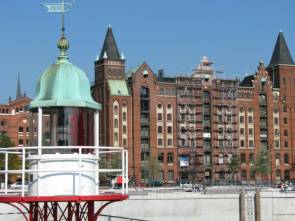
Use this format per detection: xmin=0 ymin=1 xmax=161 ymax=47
xmin=0 ymin=0 xmax=295 ymax=102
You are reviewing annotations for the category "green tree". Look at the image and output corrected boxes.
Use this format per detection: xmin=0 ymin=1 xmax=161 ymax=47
xmin=148 ymin=155 xmax=160 ymax=180
xmin=253 ymin=149 xmax=270 ymax=181
xmin=0 ymin=134 xmax=20 ymax=182
xmin=228 ymin=154 xmax=240 ymax=182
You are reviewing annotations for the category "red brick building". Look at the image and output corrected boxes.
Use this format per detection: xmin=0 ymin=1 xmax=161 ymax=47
xmin=0 ymin=77 xmax=32 ymax=147
xmin=91 ymin=28 xmax=295 ymax=184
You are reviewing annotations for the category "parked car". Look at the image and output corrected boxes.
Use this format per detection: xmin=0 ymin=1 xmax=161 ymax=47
xmin=179 ymin=180 xmax=193 ymax=189
xmin=148 ymin=179 xmax=163 ymax=187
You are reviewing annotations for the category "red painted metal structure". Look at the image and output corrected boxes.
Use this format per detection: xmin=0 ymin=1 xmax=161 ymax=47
xmin=0 ymin=194 xmax=128 ymax=221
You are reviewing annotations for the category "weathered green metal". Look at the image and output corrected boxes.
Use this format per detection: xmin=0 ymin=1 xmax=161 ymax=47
xmin=108 ymin=80 xmax=130 ymax=96
xmin=30 ymin=36 xmax=101 ymax=110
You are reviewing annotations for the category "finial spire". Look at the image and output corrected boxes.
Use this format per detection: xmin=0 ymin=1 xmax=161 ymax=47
xmin=16 ymin=73 xmax=22 ymax=100
xmin=41 ymin=0 xmax=74 ymax=60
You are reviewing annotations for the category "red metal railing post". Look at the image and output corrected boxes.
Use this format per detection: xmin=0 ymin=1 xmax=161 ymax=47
xmin=87 ymin=201 xmax=94 ymax=221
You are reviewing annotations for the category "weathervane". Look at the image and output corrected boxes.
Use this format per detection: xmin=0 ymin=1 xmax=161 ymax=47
xmin=41 ymin=0 xmax=75 ymax=37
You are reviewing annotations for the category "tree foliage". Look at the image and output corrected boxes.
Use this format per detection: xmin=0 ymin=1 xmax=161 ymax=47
xmin=148 ymin=155 xmax=160 ymax=180
xmin=0 ymin=134 xmax=20 ymax=182
xmin=253 ymin=149 xmax=270 ymax=179
xmin=228 ymin=154 xmax=240 ymax=181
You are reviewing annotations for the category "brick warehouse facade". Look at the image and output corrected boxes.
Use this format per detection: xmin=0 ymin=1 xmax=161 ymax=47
xmin=91 ymin=28 xmax=295 ymax=185
xmin=0 ymin=77 xmax=32 ymax=147
xmin=2 ymin=29 xmax=295 ymax=185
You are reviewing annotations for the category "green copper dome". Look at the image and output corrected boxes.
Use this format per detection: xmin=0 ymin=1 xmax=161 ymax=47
xmin=30 ymin=36 xmax=101 ymax=110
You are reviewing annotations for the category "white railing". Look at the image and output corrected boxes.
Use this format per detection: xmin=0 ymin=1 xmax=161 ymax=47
xmin=0 ymin=146 xmax=128 ymax=196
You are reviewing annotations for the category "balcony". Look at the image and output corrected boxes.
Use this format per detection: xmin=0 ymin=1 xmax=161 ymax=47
xmin=260 ymin=122 xmax=267 ymax=129
xmin=203 ymin=120 xmax=211 ymax=127
xmin=140 ymin=118 xmax=149 ymax=125
xmin=141 ymin=144 xmax=150 ymax=152
xmin=204 ymin=145 xmax=211 ymax=152
xmin=141 ymin=131 xmax=149 ymax=138
xmin=260 ymin=111 xmax=267 ymax=118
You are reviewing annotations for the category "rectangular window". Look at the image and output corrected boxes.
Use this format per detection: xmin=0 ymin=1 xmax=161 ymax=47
xmin=241 ymin=153 xmax=246 ymax=164
xmin=167 ymin=170 xmax=174 ymax=182
xmin=284 ymin=130 xmax=288 ymax=136
xmin=167 ymin=139 xmax=173 ymax=147
xmin=123 ymin=112 xmax=127 ymax=121
xmin=123 ymin=138 xmax=127 ymax=147
xmin=158 ymin=113 xmax=162 ymax=121
xmin=167 ymin=126 xmax=172 ymax=134
xmin=167 ymin=114 xmax=172 ymax=121
xmin=240 ymin=128 xmax=244 ymax=135
xmin=249 ymin=140 xmax=254 ymax=148
xmin=275 ymin=129 xmax=279 ymax=136
xmin=114 ymin=119 xmax=118 ymax=128
xmin=285 ymin=141 xmax=288 ymax=148
xmin=18 ymin=127 xmax=23 ymax=132
xmin=284 ymin=154 xmax=289 ymax=164
xmin=167 ymin=153 xmax=174 ymax=164
xmin=114 ymin=133 xmax=118 ymax=142
xmin=158 ymin=126 xmax=162 ymax=134
xmin=26 ymin=127 xmax=30 ymax=133
xmin=248 ymin=116 xmax=253 ymax=124
xmin=123 ymin=125 xmax=127 ymax=134
xmin=158 ymin=138 xmax=163 ymax=146
xmin=275 ymin=140 xmax=280 ymax=148
xmin=158 ymin=153 xmax=164 ymax=163
xmin=19 ymin=139 xmax=23 ymax=145
xmin=274 ymin=117 xmax=279 ymax=125
xmin=240 ymin=116 xmax=244 ymax=123
xmin=227 ymin=115 xmax=231 ymax=123
xmin=284 ymin=117 xmax=288 ymax=124
xmin=240 ymin=140 xmax=245 ymax=147
xmin=249 ymin=128 xmax=253 ymax=136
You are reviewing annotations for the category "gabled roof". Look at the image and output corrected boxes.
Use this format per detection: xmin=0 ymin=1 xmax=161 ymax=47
xmin=126 ymin=65 xmax=141 ymax=78
xmin=99 ymin=26 xmax=121 ymax=60
xmin=269 ymin=32 xmax=294 ymax=67
xmin=108 ymin=80 xmax=130 ymax=96
xmin=239 ymin=75 xmax=255 ymax=87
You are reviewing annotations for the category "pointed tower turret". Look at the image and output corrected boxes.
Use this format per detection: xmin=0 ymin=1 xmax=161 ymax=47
xmin=269 ymin=31 xmax=294 ymax=67
xmin=16 ymin=74 xmax=22 ymax=100
xmin=99 ymin=26 xmax=121 ymax=60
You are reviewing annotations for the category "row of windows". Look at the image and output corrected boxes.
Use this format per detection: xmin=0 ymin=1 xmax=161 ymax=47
xmin=0 ymin=108 xmax=9 ymax=114
xmin=18 ymin=127 xmax=30 ymax=133
xmin=157 ymin=113 xmax=172 ymax=121
xmin=240 ymin=153 xmax=290 ymax=164
xmin=157 ymin=126 xmax=172 ymax=134
xmin=19 ymin=139 xmax=29 ymax=146
xmin=158 ymin=152 xmax=174 ymax=164
xmin=239 ymin=116 xmax=253 ymax=124
xmin=158 ymin=138 xmax=173 ymax=147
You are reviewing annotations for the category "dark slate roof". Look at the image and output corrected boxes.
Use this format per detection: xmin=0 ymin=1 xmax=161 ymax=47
xmin=99 ymin=26 xmax=121 ymax=60
xmin=269 ymin=32 xmax=294 ymax=67
xmin=239 ymin=75 xmax=255 ymax=87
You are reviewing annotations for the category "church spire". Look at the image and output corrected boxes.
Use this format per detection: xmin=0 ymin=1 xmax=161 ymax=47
xmin=99 ymin=26 xmax=121 ymax=60
xmin=16 ymin=74 xmax=22 ymax=100
xmin=269 ymin=31 xmax=294 ymax=66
